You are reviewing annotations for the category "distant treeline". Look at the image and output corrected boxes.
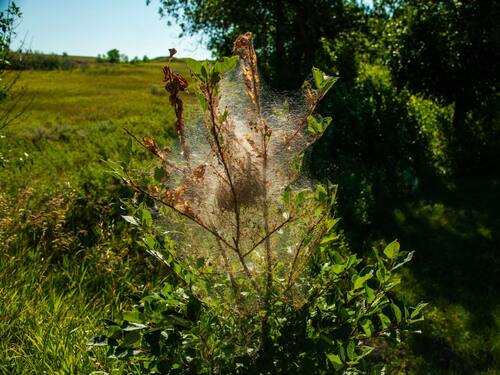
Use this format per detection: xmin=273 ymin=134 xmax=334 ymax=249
xmin=5 ymin=49 xmax=155 ymax=71
xmin=5 ymin=51 xmax=93 ymax=70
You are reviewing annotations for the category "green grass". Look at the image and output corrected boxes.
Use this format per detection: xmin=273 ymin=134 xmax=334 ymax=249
xmin=0 ymin=61 xmax=498 ymax=374
xmin=0 ymin=62 xmax=187 ymax=374
xmin=392 ymin=179 xmax=500 ymax=374
xmin=10 ymin=61 xmax=191 ymax=126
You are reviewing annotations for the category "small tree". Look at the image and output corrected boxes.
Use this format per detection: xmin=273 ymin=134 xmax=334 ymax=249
xmin=91 ymin=33 xmax=425 ymax=373
xmin=0 ymin=1 xmax=30 ymax=131
xmin=106 ymin=48 xmax=120 ymax=63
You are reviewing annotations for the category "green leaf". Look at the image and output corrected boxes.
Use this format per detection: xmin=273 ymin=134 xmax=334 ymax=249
xmin=201 ymin=64 xmax=209 ymax=80
xmin=87 ymin=335 xmax=117 ymax=347
xmin=376 ymin=267 xmax=387 ymax=283
xmin=161 ymin=283 xmax=173 ymax=296
xmin=140 ymin=208 xmax=152 ymax=227
xmin=195 ymin=257 xmax=205 ymax=268
xmin=360 ymin=319 xmax=373 ymax=337
xmin=320 ymin=76 xmax=337 ymax=96
xmin=154 ymin=166 xmax=165 ymax=182
xmin=378 ymin=312 xmax=391 ymax=329
xmin=122 ymin=331 xmax=141 ymax=346
xmin=291 ymin=152 xmax=304 ymax=173
xmin=353 ymin=271 xmax=373 ymax=290
xmin=123 ymin=310 xmax=142 ymax=323
xmin=282 ymin=186 xmax=292 ymax=207
xmin=217 ymin=109 xmax=229 ymax=124
xmin=185 ymin=58 xmax=202 ymax=76
xmin=316 ymin=184 xmax=329 ymax=202
xmin=307 ymin=114 xmax=332 ymax=136
xmin=410 ymin=302 xmax=428 ymax=319
xmin=122 ymin=215 xmax=139 ymax=226
xmin=210 ymin=70 xmax=221 ymax=85
xmin=346 ymin=340 xmax=356 ymax=361
xmin=307 ymin=115 xmax=318 ymax=134
xmin=107 ymin=325 xmax=122 ymax=339
xmin=393 ymin=251 xmax=414 ymax=270
xmin=326 ymin=217 xmax=339 ymax=233
xmin=337 ymin=342 xmax=346 ymax=362
xmin=391 ymin=303 xmax=402 ymax=323
xmin=123 ymin=322 xmax=148 ymax=332
xmin=143 ymin=235 xmax=156 ymax=250
xmin=326 ymin=353 xmax=343 ymax=366
xmin=120 ymin=138 xmax=132 ymax=167
xmin=331 ymin=264 xmax=345 ymax=275
xmin=365 ymin=284 xmax=375 ymax=304
xmin=311 ymin=67 xmax=338 ymax=96
xmin=294 ymin=190 xmax=306 ymax=208
xmin=321 ymin=233 xmax=340 ymax=245
xmin=214 ymin=56 xmax=239 ymax=74
xmin=312 ymin=67 xmax=325 ymax=89
xmin=383 ymin=240 xmax=400 ymax=260
xmin=194 ymin=91 xmax=208 ymax=110
xmin=357 ymin=346 xmax=374 ymax=361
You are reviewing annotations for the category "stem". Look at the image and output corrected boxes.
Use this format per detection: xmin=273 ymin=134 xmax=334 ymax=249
xmin=125 ymin=176 xmax=236 ymax=252
xmin=242 ymin=216 xmax=294 ymax=258
xmin=282 ymin=97 xmax=321 ymax=149
xmin=206 ymin=84 xmax=242 ymax=250
xmin=286 ymin=212 xmax=329 ymax=290
xmin=234 ymin=34 xmax=275 ymax=365
xmin=216 ymin=238 xmax=242 ymax=306
xmin=123 ymin=128 xmax=185 ymax=174
xmin=205 ymin=82 xmax=261 ymax=293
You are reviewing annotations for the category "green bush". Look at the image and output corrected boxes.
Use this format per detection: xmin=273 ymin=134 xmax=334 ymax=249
xmin=309 ymin=63 xmax=454 ymax=238
xmin=91 ymin=237 xmax=424 ymax=374
xmin=91 ymin=33 xmax=424 ymax=374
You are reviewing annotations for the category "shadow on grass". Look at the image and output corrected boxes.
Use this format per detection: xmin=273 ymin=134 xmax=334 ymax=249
xmin=387 ymin=177 xmax=500 ymax=373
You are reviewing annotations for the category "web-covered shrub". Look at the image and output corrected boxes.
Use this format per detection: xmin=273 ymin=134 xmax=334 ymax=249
xmin=90 ymin=33 xmax=425 ymax=374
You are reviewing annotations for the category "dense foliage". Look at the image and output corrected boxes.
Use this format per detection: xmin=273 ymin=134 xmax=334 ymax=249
xmin=385 ymin=0 xmax=500 ymax=169
xmin=149 ymin=0 xmax=500 ymax=175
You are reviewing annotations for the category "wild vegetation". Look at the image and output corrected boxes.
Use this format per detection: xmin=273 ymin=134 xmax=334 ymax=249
xmin=87 ymin=33 xmax=424 ymax=374
xmin=0 ymin=0 xmax=499 ymax=374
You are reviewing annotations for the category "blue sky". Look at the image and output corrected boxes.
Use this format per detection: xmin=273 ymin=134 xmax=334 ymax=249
xmin=4 ymin=0 xmax=212 ymax=59
xmin=2 ymin=0 xmax=372 ymax=59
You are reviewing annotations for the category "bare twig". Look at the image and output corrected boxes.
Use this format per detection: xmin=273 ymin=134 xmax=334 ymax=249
xmin=286 ymin=212 xmax=330 ymax=289
xmin=205 ymin=84 xmax=242 ymax=250
xmin=125 ymin=175 xmax=237 ymax=252
xmin=123 ymin=128 xmax=185 ymax=174
xmin=243 ymin=216 xmax=295 ymax=258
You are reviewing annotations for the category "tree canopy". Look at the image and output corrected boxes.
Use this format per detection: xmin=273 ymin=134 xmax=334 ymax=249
xmin=148 ymin=0 xmax=367 ymax=88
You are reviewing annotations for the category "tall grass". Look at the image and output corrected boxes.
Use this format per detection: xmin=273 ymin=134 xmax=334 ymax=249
xmin=0 ymin=61 xmax=183 ymax=374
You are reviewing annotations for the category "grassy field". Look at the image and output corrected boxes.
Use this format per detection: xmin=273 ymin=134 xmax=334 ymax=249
xmin=0 ymin=61 xmax=190 ymax=374
xmin=0 ymin=61 xmax=498 ymax=374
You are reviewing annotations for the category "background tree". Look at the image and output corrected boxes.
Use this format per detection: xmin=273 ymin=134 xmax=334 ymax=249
xmin=0 ymin=1 xmax=29 ymax=131
xmin=148 ymin=0 xmax=367 ymax=89
xmin=386 ymin=0 xmax=500 ymax=168
xmin=106 ymin=48 xmax=121 ymax=63
xmin=0 ymin=0 xmax=21 ymax=101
